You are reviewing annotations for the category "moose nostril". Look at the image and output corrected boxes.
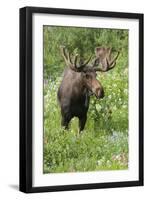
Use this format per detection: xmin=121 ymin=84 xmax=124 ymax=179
xmin=96 ymin=88 xmax=104 ymax=98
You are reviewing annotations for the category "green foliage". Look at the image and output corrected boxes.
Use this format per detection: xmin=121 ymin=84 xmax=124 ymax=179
xmin=43 ymin=26 xmax=128 ymax=79
xmin=43 ymin=26 xmax=128 ymax=173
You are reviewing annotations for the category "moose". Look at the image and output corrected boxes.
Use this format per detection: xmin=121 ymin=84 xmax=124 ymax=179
xmin=57 ymin=46 xmax=119 ymax=132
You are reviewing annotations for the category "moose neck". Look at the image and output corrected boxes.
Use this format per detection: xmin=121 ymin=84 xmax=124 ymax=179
xmin=74 ymin=69 xmax=89 ymax=98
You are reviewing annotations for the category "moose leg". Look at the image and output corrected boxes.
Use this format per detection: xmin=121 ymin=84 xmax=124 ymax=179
xmin=79 ymin=115 xmax=87 ymax=132
xmin=61 ymin=114 xmax=71 ymax=130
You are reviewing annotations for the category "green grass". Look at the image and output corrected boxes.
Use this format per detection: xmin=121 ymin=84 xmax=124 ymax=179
xmin=44 ymin=127 xmax=128 ymax=173
xmin=43 ymin=66 xmax=128 ymax=173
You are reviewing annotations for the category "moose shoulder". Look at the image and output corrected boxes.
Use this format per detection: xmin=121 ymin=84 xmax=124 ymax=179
xmin=57 ymin=46 xmax=119 ymax=132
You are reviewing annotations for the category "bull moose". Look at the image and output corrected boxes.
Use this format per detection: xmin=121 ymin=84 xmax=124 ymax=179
xmin=57 ymin=46 xmax=119 ymax=132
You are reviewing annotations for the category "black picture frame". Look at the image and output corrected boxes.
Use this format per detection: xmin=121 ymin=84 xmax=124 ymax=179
xmin=19 ymin=6 xmax=144 ymax=193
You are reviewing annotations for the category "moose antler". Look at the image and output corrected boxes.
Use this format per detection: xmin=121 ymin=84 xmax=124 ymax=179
xmin=94 ymin=47 xmax=120 ymax=72
xmin=106 ymin=49 xmax=120 ymax=68
xmin=60 ymin=46 xmax=92 ymax=72
xmin=60 ymin=46 xmax=71 ymax=66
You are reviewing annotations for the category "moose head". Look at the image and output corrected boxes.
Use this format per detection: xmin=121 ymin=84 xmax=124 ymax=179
xmin=60 ymin=46 xmax=119 ymax=99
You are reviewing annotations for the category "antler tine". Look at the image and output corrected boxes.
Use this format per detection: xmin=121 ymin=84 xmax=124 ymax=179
xmin=81 ymin=55 xmax=92 ymax=67
xmin=74 ymin=55 xmax=92 ymax=72
xmin=92 ymin=57 xmax=99 ymax=68
xmin=60 ymin=46 xmax=94 ymax=72
xmin=60 ymin=46 xmax=69 ymax=66
xmin=109 ymin=51 xmax=120 ymax=67
xmin=67 ymin=51 xmax=72 ymax=65
xmin=60 ymin=46 xmax=73 ymax=67
xmin=60 ymin=46 xmax=80 ymax=71
xmin=107 ymin=47 xmax=112 ymax=57
xmin=73 ymin=54 xmax=78 ymax=68
xmin=93 ymin=58 xmax=116 ymax=72
xmin=93 ymin=50 xmax=120 ymax=72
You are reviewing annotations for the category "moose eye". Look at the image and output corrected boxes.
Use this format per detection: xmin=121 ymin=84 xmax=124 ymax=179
xmin=85 ymin=74 xmax=90 ymax=79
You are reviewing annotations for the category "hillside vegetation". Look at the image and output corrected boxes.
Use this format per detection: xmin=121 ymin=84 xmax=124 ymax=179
xmin=43 ymin=26 xmax=128 ymax=173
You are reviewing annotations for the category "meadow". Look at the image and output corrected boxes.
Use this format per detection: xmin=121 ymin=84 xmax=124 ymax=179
xmin=43 ymin=26 xmax=128 ymax=173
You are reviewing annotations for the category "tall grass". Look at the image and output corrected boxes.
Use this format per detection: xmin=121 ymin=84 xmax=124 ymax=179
xmin=43 ymin=61 xmax=128 ymax=173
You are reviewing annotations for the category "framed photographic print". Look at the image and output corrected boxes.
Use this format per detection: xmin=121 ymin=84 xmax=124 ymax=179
xmin=19 ymin=6 xmax=144 ymax=193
